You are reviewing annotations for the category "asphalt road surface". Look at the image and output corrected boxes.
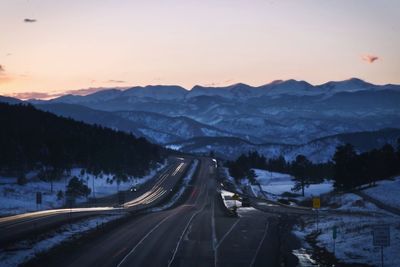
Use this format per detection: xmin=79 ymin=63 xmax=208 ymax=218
xmin=0 ymin=158 xmax=190 ymax=247
xmin=28 ymin=158 xmax=296 ymax=267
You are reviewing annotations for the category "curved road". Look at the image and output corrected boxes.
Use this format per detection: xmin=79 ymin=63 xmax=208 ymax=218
xmin=0 ymin=158 xmax=190 ymax=247
xmin=27 ymin=158 xmax=294 ymax=267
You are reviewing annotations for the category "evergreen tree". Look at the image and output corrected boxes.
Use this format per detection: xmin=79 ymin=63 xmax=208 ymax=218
xmin=291 ymin=155 xmax=311 ymax=196
xmin=333 ymin=144 xmax=357 ymax=189
xmin=66 ymin=177 xmax=91 ymax=198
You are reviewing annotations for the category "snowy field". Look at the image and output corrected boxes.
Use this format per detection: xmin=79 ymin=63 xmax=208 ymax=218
xmin=294 ymin=193 xmax=400 ymax=266
xmin=363 ymin=176 xmax=400 ymax=209
xmin=0 ymin=162 xmax=166 ymax=216
xmin=0 ymin=214 xmax=123 ymax=266
xmin=251 ymin=169 xmax=333 ymax=200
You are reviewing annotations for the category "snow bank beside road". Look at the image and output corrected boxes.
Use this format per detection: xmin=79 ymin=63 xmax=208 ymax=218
xmin=0 ymin=214 xmax=123 ymax=266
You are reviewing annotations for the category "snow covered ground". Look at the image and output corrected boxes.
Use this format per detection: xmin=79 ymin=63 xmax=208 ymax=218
xmin=294 ymin=193 xmax=400 ymax=266
xmin=0 ymin=213 xmax=123 ymax=266
xmin=220 ymin=189 xmax=242 ymax=209
xmin=363 ymin=176 xmax=400 ymax=209
xmin=0 ymin=162 xmax=166 ymax=216
xmin=250 ymin=169 xmax=333 ymax=200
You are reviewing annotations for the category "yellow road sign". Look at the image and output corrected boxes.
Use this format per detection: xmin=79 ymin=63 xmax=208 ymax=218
xmin=232 ymin=193 xmax=240 ymax=201
xmin=313 ymin=197 xmax=321 ymax=209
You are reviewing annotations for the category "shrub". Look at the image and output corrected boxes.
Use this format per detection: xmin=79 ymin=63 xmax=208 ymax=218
xmin=17 ymin=173 xmax=27 ymax=185
xmin=66 ymin=176 xmax=91 ymax=198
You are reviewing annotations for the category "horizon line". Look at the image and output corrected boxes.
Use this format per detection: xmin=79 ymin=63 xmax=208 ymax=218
xmin=3 ymin=77 xmax=399 ymax=101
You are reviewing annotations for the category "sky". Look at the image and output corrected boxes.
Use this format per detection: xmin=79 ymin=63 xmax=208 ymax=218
xmin=0 ymin=0 xmax=399 ymax=99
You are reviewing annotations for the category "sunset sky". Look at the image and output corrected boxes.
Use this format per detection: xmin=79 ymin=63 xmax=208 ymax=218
xmin=0 ymin=0 xmax=399 ymax=99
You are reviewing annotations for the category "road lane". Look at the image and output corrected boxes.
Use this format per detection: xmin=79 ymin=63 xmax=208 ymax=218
xmin=24 ymin=158 xmax=293 ymax=267
xmin=0 ymin=158 xmax=190 ymax=247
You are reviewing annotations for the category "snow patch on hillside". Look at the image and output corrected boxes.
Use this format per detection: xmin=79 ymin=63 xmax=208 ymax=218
xmin=294 ymin=188 xmax=400 ymax=266
xmin=251 ymin=169 xmax=333 ymax=200
xmin=363 ymin=177 xmax=400 ymax=209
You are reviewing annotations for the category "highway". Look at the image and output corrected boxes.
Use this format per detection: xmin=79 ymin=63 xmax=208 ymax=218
xmin=26 ymin=158 xmax=298 ymax=267
xmin=0 ymin=158 xmax=190 ymax=247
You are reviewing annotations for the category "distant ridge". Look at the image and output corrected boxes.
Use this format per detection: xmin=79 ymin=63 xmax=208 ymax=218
xmin=11 ymin=78 xmax=398 ymax=102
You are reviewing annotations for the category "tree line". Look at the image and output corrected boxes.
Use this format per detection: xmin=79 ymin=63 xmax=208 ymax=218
xmin=0 ymin=103 xmax=164 ymax=188
xmin=227 ymin=140 xmax=400 ymax=195
xmin=226 ymin=151 xmax=333 ymax=196
xmin=333 ymin=142 xmax=400 ymax=189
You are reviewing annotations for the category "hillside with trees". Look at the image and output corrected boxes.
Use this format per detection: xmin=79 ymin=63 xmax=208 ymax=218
xmin=226 ymin=151 xmax=333 ymax=196
xmin=333 ymin=142 xmax=400 ymax=189
xmin=227 ymin=140 xmax=400 ymax=194
xmin=0 ymin=103 xmax=164 ymax=183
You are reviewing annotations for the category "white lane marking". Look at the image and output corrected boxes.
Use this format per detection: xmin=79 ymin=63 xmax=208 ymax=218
xmin=143 ymin=189 xmax=166 ymax=204
xmin=249 ymin=221 xmax=269 ymax=267
xmin=215 ymin=218 xmax=241 ymax=249
xmin=0 ymin=207 xmax=117 ymax=227
xmin=123 ymin=163 xmax=179 ymax=207
xmin=167 ymin=170 xmax=209 ymax=267
xmin=167 ymin=206 xmax=204 ymax=267
xmin=172 ymin=163 xmax=185 ymax=176
xmin=212 ymin=196 xmax=218 ymax=267
xmin=116 ymin=212 xmax=175 ymax=267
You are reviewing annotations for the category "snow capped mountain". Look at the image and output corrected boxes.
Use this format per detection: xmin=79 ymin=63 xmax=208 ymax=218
xmin=114 ymin=110 xmax=237 ymax=141
xmin=316 ymin=78 xmax=373 ymax=92
xmin=167 ymin=128 xmax=400 ymax=162
xmin=0 ymin=96 xmax=23 ymax=104
xmin=258 ymin=79 xmax=316 ymax=96
xmin=15 ymin=78 xmax=399 ymax=156
xmin=121 ymin=85 xmax=187 ymax=100
xmin=51 ymin=89 xmax=121 ymax=104
xmin=45 ymin=78 xmax=400 ymax=105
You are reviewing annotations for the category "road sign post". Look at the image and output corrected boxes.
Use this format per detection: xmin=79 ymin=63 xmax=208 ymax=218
xmin=118 ymin=191 xmax=126 ymax=206
xmin=373 ymin=224 xmax=390 ymax=267
xmin=65 ymin=195 xmax=75 ymax=219
xmin=232 ymin=193 xmax=240 ymax=209
xmin=333 ymin=225 xmax=337 ymax=256
xmin=36 ymin=192 xmax=42 ymax=210
xmin=313 ymin=197 xmax=321 ymax=231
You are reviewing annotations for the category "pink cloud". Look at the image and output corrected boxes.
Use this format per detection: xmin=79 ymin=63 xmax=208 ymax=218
xmin=107 ymin=79 xmax=126 ymax=83
xmin=362 ymin=54 xmax=379 ymax=63
xmin=0 ymin=64 xmax=12 ymax=84
xmin=65 ymin=87 xmax=109 ymax=96
xmin=10 ymin=92 xmax=58 ymax=100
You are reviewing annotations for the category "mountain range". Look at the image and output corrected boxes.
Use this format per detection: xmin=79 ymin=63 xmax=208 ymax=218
xmin=3 ymin=78 xmax=400 ymax=162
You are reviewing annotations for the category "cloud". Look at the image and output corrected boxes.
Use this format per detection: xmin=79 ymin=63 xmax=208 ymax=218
xmin=203 ymin=82 xmax=219 ymax=87
xmin=24 ymin=18 xmax=37 ymax=23
xmin=362 ymin=54 xmax=379 ymax=63
xmin=107 ymin=79 xmax=126 ymax=83
xmin=10 ymin=92 xmax=56 ymax=100
xmin=0 ymin=65 xmax=11 ymax=84
xmin=65 ymin=88 xmax=109 ymax=96
xmin=8 ymin=89 xmax=104 ymax=100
